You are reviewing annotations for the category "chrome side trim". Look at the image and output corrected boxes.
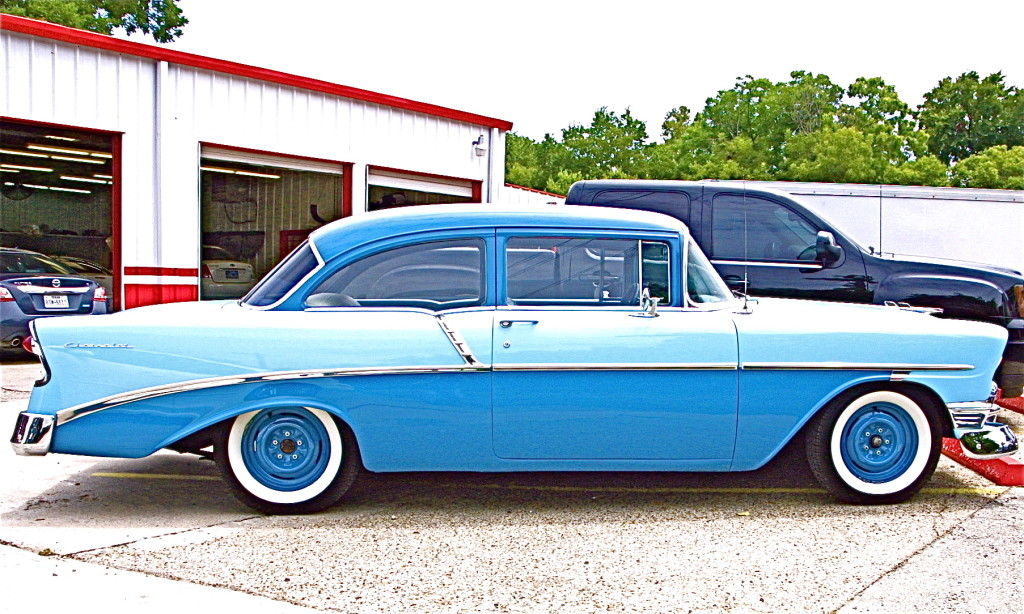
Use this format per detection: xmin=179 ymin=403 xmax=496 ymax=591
xmin=16 ymin=286 xmax=91 ymax=295
xmin=53 ymin=364 xmax=489 ymax=426
xmin=36 ymin=360 xmax=979 ymax=432
xmin=741 ymin=362 xmax=974 ymax=372
xmin=711 ymin=260 xmax=824 ymax=270
xmin=494 ymin=363 xmax=737 ymax=372
xmin=436 ymin=315 xmax=482 ymax=366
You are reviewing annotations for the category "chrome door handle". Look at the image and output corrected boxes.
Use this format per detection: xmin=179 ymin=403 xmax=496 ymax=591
xmin=499 ymin=319 xmax=539 ymax=328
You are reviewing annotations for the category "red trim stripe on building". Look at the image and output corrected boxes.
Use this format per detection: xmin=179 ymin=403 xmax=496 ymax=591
xmin=1 ymin=15 xmax=513 ymax=132
xmin=124 ymin=267 xmax=200 ymax=277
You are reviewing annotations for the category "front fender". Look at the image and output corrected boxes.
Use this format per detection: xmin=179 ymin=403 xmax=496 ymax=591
xmin=876 ymin=273 xmax=1008 ymax=321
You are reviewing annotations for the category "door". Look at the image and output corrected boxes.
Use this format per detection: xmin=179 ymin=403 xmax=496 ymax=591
xmin=707 ymin=193 xmax=870 ymax=302
xmin=491 ymin=234 xmax=739 ymax=461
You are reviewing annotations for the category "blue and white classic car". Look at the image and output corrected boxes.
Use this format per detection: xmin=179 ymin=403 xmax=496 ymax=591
xmin=12 ymin=204 xmax=1018 ymax=514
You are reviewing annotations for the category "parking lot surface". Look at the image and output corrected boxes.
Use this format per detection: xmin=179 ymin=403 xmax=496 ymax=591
xmin=2 ymin=357 xmax=1022 ymax=613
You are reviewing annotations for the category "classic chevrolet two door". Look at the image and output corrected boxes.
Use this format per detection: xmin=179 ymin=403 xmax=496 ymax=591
xmin=488 ymin=232 xmax=739 ymax=463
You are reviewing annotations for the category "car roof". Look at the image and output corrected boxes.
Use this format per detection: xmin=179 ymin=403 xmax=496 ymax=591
xmin=567 ymin=179 xmax=797 ymax=201
xmin=309 ymin=203 xmax=689 ymax=260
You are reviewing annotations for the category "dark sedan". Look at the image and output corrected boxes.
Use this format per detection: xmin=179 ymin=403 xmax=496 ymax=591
xmin=1 ymin=247 xmax=108 ymax=351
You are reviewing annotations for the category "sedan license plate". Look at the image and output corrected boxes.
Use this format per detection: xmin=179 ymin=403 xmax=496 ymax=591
xmin=43 ymin=294 xmax=70 ymax=309
xmin=225 ymin=269 xmax=239 ymax=279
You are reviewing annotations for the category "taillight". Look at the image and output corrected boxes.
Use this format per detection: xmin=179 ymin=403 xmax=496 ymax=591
xmin=0 ymin=287 xmax=13 ymax=302
xmin=201 ymin=263 xmax=213 ymax=279
xmin=94 ymin=286 xmax=107 ymax=302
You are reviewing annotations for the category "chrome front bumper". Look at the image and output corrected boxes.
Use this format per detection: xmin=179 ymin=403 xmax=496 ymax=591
xmin=10 ymin=412 xmax=54 ymax=456
xmin=948 ymin=402 xmax=1019 ymax=459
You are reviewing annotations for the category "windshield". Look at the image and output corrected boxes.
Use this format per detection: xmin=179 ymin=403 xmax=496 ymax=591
xmin=686 ymin=240 xmax=733 ymax=305
xmin=243 ymin=241 xmax=319 ymax=307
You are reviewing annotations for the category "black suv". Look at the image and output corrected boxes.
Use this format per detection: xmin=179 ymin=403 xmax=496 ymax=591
xmin=565 ymin=180 xmax=1024 ymax=397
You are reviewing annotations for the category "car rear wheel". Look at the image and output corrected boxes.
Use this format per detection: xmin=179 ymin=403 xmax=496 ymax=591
xmin=806 ymin=388 xmax=941 ymax=504
xmin=215 ymin=406 xmax=359 ymax=514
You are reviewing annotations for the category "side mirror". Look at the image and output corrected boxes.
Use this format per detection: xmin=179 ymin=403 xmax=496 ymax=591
xmin=815 ymin=231 xmax=843 ymax=264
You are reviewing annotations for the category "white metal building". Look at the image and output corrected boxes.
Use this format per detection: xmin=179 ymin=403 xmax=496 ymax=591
xmin=1 ymin=15 xmax=511 ymax=309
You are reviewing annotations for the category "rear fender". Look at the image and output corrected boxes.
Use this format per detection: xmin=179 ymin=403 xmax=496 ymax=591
xmin=154 ymin=393 xmax=354 ymax=453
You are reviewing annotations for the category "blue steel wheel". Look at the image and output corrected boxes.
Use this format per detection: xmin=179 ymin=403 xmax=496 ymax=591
xmin=216 ymin=407 xmax=359 ymax=514
xmin=807 ymin=389 xmax=941 ymax=504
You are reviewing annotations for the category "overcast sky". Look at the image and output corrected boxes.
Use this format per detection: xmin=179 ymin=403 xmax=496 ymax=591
xmin=122 ymin=0 xmax=1024 ymax=141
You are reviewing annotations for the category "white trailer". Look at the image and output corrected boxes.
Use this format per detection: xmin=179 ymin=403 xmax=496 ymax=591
xmin=748 ymin=182 xmax=1024 ymax=274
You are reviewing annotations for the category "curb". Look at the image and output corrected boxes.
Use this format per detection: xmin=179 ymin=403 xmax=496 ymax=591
xmin=941 ymin=437 xmax=1024 ymax=486
xmin=995 ymin=395 xmax=1024 ymax=415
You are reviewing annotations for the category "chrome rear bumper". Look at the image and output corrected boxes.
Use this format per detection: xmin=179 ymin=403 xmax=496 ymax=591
xmin=10 ymin=412 xmax=53 ymax=456
xmin=948 ymin=402 xmax=1019 ymax=459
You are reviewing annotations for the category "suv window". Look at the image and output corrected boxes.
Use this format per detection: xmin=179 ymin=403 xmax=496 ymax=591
xmin=506 ymin=237 xmax=669 ymax=306
xmin=711 ymin=194 xmax=819 ymax=261
xmin=592 ymin=190 xmax=690 ymax=224
xmin=306 ymin=239 xmax=485 ymax=311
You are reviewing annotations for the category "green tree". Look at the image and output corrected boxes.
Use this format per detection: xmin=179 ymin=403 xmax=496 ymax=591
xmin=504 ymin=71 xmax=1022 ymax=191
xmin=883 ymin=156 xmax=951 ymax=187
xmin=0 ymin=0 xmax=188 ymax=42
xmin=784 ymin=127 xmax=889 ymax=184
xmin=918 ymin=72 xmax=1024 ymax=164
xmin=560 ymin=107 xmax=651 ymax=177
xmin=693 ymin=71 xmax=845 ymax=175
xmin=950 ymin=145 xmax=1024 ymax=189
xmin=504 ymin=132 xmax=573 ymax=192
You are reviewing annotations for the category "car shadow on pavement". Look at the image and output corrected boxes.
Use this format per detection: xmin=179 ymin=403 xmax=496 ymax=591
xmin=3 ymin=432 xmax=1000 ymax=532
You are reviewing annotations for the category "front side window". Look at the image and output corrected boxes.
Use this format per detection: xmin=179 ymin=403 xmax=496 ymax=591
xmin=711 ymin=195 xmax=819 ymax=261
xmin=306 ymin=239 xmax=485 ymax=311
xmin=505 ymin=237 xmax=670 ymax=306
xmin=686 ymin=240 xmax=733 ymax=305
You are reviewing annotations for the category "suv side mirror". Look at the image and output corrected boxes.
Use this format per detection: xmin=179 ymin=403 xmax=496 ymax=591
xmin=815 ymin=231 xmax=843 ymax=264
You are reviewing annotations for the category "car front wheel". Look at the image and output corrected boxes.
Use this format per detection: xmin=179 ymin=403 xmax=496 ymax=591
xmin=806 ymin=388 xmax=941 ymax=504
xmin=215 ymin=406 xmax=359 ymax=514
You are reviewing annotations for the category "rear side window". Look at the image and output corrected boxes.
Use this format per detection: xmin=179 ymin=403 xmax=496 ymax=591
xmin=711 ymin=194 xmax=819 ymax=261
xmin=505 ymin=237 xmax=670 ymax=306
xmin=306 ymin=239 xmax=485 ymax=311
xmin=591 ymin=190 xmax=690 ymax=224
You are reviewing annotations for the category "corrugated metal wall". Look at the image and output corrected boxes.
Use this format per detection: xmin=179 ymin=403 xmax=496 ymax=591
xmin=1 ymin=26 xmax=504 ymax=307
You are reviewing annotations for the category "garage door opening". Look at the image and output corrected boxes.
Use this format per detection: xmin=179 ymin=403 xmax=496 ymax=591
xmin=368 ymin=168 xmax=479 ymax=211
xmin=1 ymin=119 xmax=118 ymax=306
xmin=199 ymin=146 xmax=347 ymax=299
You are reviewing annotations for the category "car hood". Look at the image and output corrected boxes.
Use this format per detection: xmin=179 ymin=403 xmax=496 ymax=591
xmin=877 ymin=252 xmax=1023 ymax=280
xmin=735 ymin=297 xmax=1007 ymax=380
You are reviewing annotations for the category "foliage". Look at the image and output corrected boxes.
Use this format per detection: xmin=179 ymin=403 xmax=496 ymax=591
xmin=918 ymin=72 xmax=1024 ymax=164
xmin=0 ymin=0 xmax=187 ymax=42
xmin=560 ymin=107 xmax=651 ymax=178
xmin=506 ymin=70 xmax=1024 ymax=193
xmin=883 ymin=156 xmax=950 ymax=187
xmin=951 ymin=146 xmax=1024 ymax=190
